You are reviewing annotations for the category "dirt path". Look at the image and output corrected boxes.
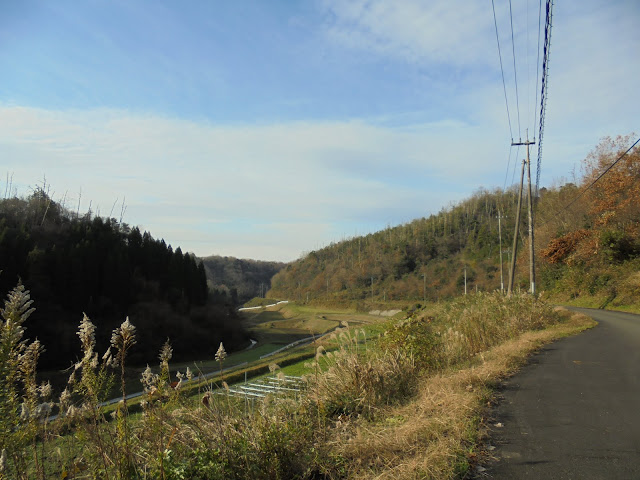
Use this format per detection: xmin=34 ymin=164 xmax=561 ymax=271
xmin=488 ymin=308 xmax=640 ymax=479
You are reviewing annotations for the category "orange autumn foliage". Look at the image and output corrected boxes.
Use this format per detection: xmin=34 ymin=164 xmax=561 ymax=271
xmin=541 ymin=134 xmax=640 ymax=266
xmin=583 ymin=134 xmax=640 ymax=230
xmin=540 ymin=229 xmax=591 ymax=264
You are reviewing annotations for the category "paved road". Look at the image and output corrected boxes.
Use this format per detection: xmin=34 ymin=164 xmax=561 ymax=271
xmin=488 ymin=308 xmax=640 ymax=479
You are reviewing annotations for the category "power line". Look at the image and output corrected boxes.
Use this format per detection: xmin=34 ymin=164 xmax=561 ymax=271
xmin=503 ymin=145 xmax=514 ymax=190
xmin=492 ymin=0 xmax=514 ymax=141
xmin=533 ymin=0 xmax=542 ymax=138
xmin=508 ymin=0 xmax=522 ymax=140
xmin=540 ymin=136 xmax=640 ymax=225
xmin=536 ymin=0 xmax=554 ymax=197
xmin=510 ymin=145 xmax=521 ymax=186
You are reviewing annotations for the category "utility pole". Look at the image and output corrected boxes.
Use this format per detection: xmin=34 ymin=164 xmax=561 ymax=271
xmin=507 ymin=159 xmax=525 ymax=295
xmin=497 ymin=210 xmax=505 ymax=294
xmin=525 ymin=142 xmax=536 ymax=296
xmin=423 ymin=273 xmax=426 ymax=303
xmin=464 ymin=265 xmax=467 ymax=295
xmin=371 ymin=276 xmax=374 ymax=302
xmin=511 ymin=132 xmax=537 ymax=295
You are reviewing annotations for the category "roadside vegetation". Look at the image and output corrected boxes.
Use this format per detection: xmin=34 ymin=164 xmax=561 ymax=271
xmin=0 ymin=283 xmax=594 ymax=479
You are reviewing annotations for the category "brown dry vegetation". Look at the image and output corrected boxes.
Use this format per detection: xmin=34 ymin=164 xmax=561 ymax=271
xmin=330 ymin=309 xmax=595 ymax=479
xmin=0 ymin=287 xmax=595 ymax=479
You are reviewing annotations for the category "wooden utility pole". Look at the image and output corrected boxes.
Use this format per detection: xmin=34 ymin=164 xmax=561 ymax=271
xmin=498 ymin=210 xmax=505 ymax=293
xmin=525 ymin=142 xmax=536 ymax=295
xmin=510 ymin=133 xmax=537 ymax=295
xmin=464 ymin=265 xmax=467 ymax=295
xmin=507 ymin=159 xmax=525 ymax=295
xmin=516 ymin=134 xmax=537 ymax=295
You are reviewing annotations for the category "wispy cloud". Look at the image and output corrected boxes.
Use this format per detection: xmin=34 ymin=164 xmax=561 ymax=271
xmin=321 ymin=0 xmax=496 ymax=67
xmin=0 ymin=106 xmax=506 ymax=260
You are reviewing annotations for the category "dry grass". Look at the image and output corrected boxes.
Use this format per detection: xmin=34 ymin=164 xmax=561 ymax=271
xmin=328 ymin=310 xmax=596 ymax=479
xmin=1 ymin=282 xmax=597 ymax=479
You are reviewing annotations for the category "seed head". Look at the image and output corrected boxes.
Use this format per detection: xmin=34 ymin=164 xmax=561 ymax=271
xmin=38 ymin=381 xmax=52 ymax=399
xmin=215 ymin=342 xmax=227 ymax=362
xmin=59 ymin=388 xmax=71 ymax=411
xmin=77 ymin=313 xmax=96 ymax=357
xmin=141 ymin=365 xmax=156 ymax=392
xmin=111 ymin=317 xmax=137 ymax=353
xmin=102 ymin=346 xmax=115 ymax=367
xmin=1 ymin=283 xmax=34 ymax=341
xmin=65 ymin=405 xmax=78 ymax=420
xmin=159 ymin=339 xmax=173 ymax=366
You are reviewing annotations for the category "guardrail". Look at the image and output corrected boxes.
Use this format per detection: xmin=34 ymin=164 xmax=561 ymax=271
xmin=238 ymin=300 xmax=289 ymax=311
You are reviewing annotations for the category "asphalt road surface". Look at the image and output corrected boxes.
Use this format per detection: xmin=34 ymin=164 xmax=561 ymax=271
xmin=488 ymin=307 xmax=640 ymax=479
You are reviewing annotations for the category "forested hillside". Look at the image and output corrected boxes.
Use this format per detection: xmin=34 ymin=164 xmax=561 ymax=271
xmin=201 ymin=255 xmax=285 ymax=305
xmin=0 ymin=191 xmax=248 ymax=367
xmin=269 ymin=187 xmax=521 ymax=306
xmin=269 ymin=134 xmax=640 ymax=310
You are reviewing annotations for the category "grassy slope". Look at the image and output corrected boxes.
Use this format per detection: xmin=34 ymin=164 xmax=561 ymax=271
xmin=232 ymin=302 xmax=596 ymax=479
xmin=124 ymin=302 xmax=597 ymax=479
xmin=21 ymin=301 xmax=595 ymax=479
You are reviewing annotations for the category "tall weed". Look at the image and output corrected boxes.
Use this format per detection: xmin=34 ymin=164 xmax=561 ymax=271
xmin=384 ymin=292 xmax=558 ymax=369
xmin=307 ymin=325 xmax=417 ymax=419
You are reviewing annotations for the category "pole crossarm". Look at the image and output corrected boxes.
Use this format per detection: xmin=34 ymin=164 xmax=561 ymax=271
xmin=511 ymin=139 xmax=536 ymax=147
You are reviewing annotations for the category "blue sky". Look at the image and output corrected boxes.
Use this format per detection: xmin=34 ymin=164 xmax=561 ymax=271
xmin=1 ymin=0 xmax=638 ymax=261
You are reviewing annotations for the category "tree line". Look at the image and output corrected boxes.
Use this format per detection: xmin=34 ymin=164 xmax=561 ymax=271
xmin=0 ymin=190 xmax=248 ymax=368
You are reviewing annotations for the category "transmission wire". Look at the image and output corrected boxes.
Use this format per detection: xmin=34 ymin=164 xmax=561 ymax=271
xmin=492 ymin=0 xmax=514 ymax=142
xmin=509 ymin=0 xmax=522 ymax=140
xmin=536 ymin=0 xmax=553 ymax=197
xmin=533 ymin=0 xmax=542 ymax=143
xmin=503 ymin=145 xmax=515 ymax=190
xmin=510 ymin=145 xmax=521 ymax=186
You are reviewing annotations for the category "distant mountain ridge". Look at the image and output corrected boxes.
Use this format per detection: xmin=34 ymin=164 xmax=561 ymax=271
xmin=200 ymin=255 xmax=286 ymax=305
